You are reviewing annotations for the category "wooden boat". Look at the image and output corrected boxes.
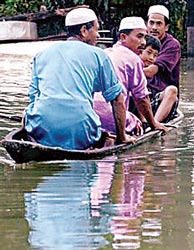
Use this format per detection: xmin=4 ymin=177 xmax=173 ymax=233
xmin=1 ymin=110 xmax=184 ymax=164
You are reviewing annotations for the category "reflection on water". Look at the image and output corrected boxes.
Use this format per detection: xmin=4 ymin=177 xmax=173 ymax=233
xmin=25 ymin=162 xmax=105 ymax=250
xmin=0 ymin=44 xmax=194 ymax=250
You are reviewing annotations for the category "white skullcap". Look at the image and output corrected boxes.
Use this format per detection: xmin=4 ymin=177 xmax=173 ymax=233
xmin=119 ymin=17 xmax=147 ymax=31
xmin=65 ymin=8 xmax=97 ymax=26
xmin=147 ymin=5 xmax=169 ymax=19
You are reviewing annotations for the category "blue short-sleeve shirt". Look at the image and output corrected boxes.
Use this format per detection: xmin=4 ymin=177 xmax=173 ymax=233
xmin=25 ymin=41 xmax=122 ymax=149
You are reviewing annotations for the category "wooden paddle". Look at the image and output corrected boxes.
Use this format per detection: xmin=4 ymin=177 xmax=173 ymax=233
xmin=0 ymin=114 xmax=22 ymax=122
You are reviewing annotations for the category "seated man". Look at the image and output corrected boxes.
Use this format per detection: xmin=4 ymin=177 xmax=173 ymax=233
xmin=94 ymin=16 xmax=167 ymax=135
xmin=23 ymin=8 xmax=135 ymax=150
xmin=94 ymin=93 xmax=143 ymax=136
xmin=144 ymin=5 xmax=181 ymax=122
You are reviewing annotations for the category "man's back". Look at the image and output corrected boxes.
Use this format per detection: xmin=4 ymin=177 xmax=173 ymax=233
xmin=25 ymin=41 xmax=121 ymax=149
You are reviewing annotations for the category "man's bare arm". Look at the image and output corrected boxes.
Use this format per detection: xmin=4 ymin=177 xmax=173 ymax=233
xmin=111 ymin=93 xmax=136 ymax=144
xmin=134 ymin=96 xmax=168 ymax=133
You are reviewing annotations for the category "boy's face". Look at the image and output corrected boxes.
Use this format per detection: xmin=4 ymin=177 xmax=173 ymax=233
xmin=140 ymin=45 xmax=159 ymax=67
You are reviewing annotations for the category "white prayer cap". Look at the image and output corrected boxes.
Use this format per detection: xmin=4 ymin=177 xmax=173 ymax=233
xmin=147 ymin=5 xmax=169 ymax=19
xmin=119 ymin=17 xmax=147 ymax=31
xmin=65 ymin=8 xmax=97 ymax=26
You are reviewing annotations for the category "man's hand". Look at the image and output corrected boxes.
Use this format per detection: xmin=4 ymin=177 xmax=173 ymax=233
xmin=116 ymin=133 xmax=137 ymax=145
xmin=154 ymin=121 xmax=169 ymax=134
xmin=124 ymin=134 xmax=137 ymax=144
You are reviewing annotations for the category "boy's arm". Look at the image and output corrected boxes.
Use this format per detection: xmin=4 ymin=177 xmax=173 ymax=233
xmin=143 ymin=64 xmax=159 ymax=78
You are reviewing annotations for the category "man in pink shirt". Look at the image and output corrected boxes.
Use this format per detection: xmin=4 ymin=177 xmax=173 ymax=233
xmin=94 ymin=17 xmax=167 ymax=134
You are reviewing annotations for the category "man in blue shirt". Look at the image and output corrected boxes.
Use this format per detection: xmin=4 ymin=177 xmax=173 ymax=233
xmin=24 ymin=8 xmax=135 ymax=149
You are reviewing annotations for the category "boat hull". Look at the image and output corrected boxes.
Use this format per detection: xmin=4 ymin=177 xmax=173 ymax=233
xmin=1 ymin=110 xmax=184 ymax=164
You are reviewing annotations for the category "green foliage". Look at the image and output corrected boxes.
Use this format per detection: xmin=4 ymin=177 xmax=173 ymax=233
xmin=0 ymin=0 xmax=187 ymax=53
xmin=168 ymin=0 xmax=187 ymax=54
xmin=38 ymin=17 xmax=64 ymax=37
xmin=0 ymin=0 xmax=42 ymax=16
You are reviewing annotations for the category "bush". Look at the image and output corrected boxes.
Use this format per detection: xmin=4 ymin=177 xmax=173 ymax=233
xmin=0 ymin=0 xmax=42 ymax=16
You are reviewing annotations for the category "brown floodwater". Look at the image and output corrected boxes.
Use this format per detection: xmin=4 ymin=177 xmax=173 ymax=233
xmin=0 ymin=42 xmax=194 ymax=250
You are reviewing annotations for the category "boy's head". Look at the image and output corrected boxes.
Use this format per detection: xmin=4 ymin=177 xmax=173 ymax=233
xmin=140 ymin=34 xmax=161 ymax=67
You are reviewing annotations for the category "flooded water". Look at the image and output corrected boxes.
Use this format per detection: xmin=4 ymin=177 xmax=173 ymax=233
xmin=0 ymin=42 xmax=194 ymax=250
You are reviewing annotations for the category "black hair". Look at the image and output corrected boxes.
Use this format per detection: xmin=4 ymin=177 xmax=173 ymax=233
xmin=66 ymin=21 xmax=94 ymax=37
xmin=113 ymin=28 xmax=133 ymax=42
xmin=119 ymin=29 xmax=133 ymax=36
xmin=164 ymin=16 xmax=170 ymax=25
xmin=145 ymin=34 xmax=161 ymax=51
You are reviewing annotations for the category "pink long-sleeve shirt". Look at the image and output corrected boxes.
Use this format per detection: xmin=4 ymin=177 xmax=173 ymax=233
xmin=94 ymin=41 xmax=149 ymax=134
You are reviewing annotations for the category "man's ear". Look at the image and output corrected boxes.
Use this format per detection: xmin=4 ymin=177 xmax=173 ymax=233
xmin=165 ymin=24 xmax=169 ymax=32
xmin=80 ymin=25 xmax=88 ymax=38
xmin=120 ymin=33 xmax=127 ymax=42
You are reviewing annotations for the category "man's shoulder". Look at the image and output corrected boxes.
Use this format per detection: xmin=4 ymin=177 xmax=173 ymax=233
xmin=163 ymin=33 xmax=181 ymax=48
xmin=35 ymin=41 xmax=71 ymax=57
xmin=86 ymin=44 xmax=109 ymax=58
xmin=105 ymin=42 xmax=141 ymax=61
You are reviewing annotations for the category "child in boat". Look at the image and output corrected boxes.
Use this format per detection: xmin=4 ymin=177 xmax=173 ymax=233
xmin=140 ymin=34 xmax=161 ymax=67
xmin=138 ymin=34 xmax=161 ymax=129
xmin=129 ymin=34 xmax=161 ymax=130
